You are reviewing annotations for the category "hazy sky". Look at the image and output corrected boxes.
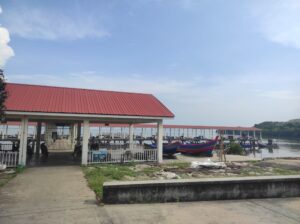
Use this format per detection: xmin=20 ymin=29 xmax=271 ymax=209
xmin=0 ymin=0 xmax=299 ymax=126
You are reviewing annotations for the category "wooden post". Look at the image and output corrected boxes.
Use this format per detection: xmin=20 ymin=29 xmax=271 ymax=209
xmin=219 ymin=130 xmax=225 ymax=162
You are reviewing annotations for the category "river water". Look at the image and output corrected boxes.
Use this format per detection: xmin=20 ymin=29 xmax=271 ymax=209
xmin=251 ymin=139 xmax=300 ymax=159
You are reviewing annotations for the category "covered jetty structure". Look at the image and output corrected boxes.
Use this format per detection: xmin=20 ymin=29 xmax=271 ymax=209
xmin=0 ymin=83 xmax=174 ymax=167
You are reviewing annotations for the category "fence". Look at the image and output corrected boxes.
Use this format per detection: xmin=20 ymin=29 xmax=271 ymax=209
xmin=0 ymin=150 xmax=19 ymax=167
xmin=0 ymin=143 xmax=13 ymax=151
xmin=88 ymin=145 xmax=157 ymax=164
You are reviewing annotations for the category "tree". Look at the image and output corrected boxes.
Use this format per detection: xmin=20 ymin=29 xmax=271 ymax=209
xmin=0 ymin=69 xmax=8 ymax=121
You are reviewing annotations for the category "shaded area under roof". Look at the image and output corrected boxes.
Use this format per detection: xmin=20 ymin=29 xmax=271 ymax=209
xmin=3 ymin=121 xmax=260 ymax=131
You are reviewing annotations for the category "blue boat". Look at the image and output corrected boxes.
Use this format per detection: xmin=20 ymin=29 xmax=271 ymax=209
xmin=177 ymin=137 xmax=218 ymax=156
xmin=144 ymin=142 xmax=180 ymax=155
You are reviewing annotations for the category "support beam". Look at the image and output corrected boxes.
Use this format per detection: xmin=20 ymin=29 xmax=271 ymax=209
xmin=81 ymin=120 xmax=90 ymax=165
xmin=35 ymin=122 xmax=42 ymax=155
xmin=129 ymin=124 xmax=134 ymax=151
xmin=157 ymin=120 xmax=163 ymax=164
xmin=18 ymin=117 xmax=28 ymax=166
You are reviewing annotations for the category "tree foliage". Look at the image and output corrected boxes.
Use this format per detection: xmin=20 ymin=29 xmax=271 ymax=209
xmin=0 ymin=69 xmax=8 ymax=120
xmin=255 ymin=119 xmax=300 ymax=139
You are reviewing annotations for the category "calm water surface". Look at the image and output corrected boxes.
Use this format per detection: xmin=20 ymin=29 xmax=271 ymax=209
xmin=253 ymin=139 xmax=300 ymax=159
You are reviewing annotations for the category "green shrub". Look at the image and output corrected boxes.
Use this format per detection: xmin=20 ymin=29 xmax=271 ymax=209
xmin=227 ymin=142 xmax=244 ymax=155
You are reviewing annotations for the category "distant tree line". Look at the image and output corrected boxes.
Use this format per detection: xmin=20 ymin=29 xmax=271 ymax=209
xmin=255 ymin=119 xmax=300 ymax=139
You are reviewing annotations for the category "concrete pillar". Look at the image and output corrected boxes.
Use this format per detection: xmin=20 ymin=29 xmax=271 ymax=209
xmin=35 ymin=122 xmax=42 ymax=155
xmin=111 ymin=127 xmax=114 ymax=139
xmin=129 ymin=124 xmax=134 ymax=150
xmin=70 ymin=124 xmax=76 ymax=151
xmin=253 ymin=131 xmax=256 ymax=139
xmin=18 ymin=117 xmax=28 ymax=166
xmin=5 ymin=124 xmax=8 ymax=138
xmin=81 ymin=120 xmax=90 ymax=165
xmin=157 ymin=120 xmax=163 ymax=163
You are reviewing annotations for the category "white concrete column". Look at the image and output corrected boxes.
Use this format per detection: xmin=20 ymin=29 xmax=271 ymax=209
xmin=81 ymin=120 xmax=90 ymax=165
xmin=18 ymin=117 xmax=28 ymax=166
xmin=157 ymin=120 xmax=163 ymax=163
xmin=70 ymin=124 xmax=76 ymax=151
xmin=35 ymin=122 xmax=42 ymax=154
xmin=129 ymin=124 xmax=134 ymax=150
xmin=253 ymin=131 xmax=256 ymax=139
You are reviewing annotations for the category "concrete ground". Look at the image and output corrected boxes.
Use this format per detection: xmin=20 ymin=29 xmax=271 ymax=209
xmin=0 ymin=166 xmax=300 ymax=224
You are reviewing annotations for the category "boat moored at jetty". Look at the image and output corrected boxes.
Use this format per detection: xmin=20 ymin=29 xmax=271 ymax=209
xmin=177 ymin=136 xmax=219 ymax=156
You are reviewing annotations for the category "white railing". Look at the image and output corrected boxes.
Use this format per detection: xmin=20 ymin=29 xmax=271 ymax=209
xmin=88 ymin=147 xmax=157 ymax=164
xmin=0 ymin=143 xmax=13 ymax=151
xmin=0 ymin=150 xmax=19 ymax=167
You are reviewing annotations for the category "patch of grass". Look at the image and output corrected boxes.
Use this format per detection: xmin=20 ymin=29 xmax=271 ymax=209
xmin=82 ymin=164 xmax=137 ymax=200
xmin=16 ymin=165 xmax=26 ymax=174
xmin=138 ymin=166 xmax=161 ymax=175
xmin=272 ymin=167 xmax=299 ymax=175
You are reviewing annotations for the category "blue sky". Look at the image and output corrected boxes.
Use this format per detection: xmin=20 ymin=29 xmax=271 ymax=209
xmin=0 ymin=0 xmax=299 ymax=126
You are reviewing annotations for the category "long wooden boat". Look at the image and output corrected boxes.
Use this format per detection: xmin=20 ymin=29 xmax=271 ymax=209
xmin=143 ymin=142 xmax=180 ymax=155
xmin=177 ymin=137 xmax=218 ymax=156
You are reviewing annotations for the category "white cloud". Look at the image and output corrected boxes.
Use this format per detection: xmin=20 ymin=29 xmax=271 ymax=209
xmin=2 ymin=7 xmax=110 ymax=40
xmin=0 ymin=4 xmax=15 ymax=67
xmin=0 ymin=6 xmax=15 ymax=67
xmin=252 ymin=0 xmax=300 ymax=49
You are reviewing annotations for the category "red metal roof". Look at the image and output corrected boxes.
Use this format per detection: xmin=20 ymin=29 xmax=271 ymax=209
xmin=5 ymin=83 xmax=174 ymax=118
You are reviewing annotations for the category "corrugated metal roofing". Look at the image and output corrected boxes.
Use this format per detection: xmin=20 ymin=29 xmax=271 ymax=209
xmin=5 ymin=83 xmax=174 ymax=118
